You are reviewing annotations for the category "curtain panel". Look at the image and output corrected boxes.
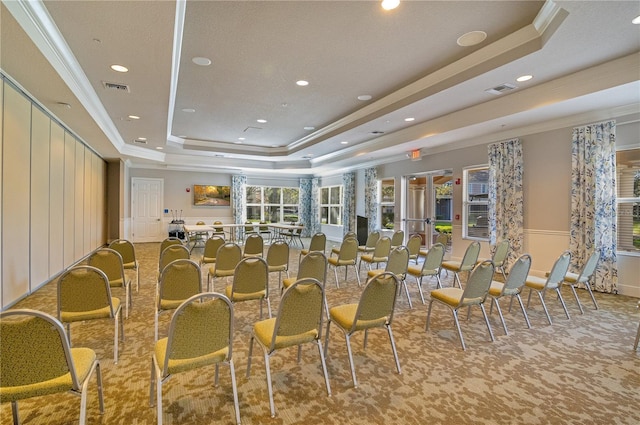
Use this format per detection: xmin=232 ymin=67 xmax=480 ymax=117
xmin=299 ymin=178 xmax=318 ymax=237
xmin=364 ymin=168 xmax=378 ymax=234
xmin=231 ymin=175 xmax=247 ymax=240
xmin=571 ymin=120 xmax=618 ymax=293
xmin=342 ymin=172 xmax=356 ymax=236
xmin=488 ymin=138 xmax=524 ymax=266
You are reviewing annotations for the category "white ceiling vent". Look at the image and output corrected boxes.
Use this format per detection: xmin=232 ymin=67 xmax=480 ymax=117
xmin=485 ymin=83 xmax=517 ymax=95
xmin=133 ymin=138 xmax=147 ymax=144
xmin=102 ymin=81 xmax=130 ymax=93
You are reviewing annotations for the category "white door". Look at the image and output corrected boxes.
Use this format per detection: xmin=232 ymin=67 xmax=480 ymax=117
xmin=132 ymin=178 xmax=164 ymax=242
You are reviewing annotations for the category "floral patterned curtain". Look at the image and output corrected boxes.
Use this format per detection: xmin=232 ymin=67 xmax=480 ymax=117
xmin=364 ymin=168 xmax=378 ymax=233
xmin=342 ymin=172 xmax=356 ymax=236
xmin=231 ymin=174 xmax=247 ymax=240
xmin=299 ymin=178 xmax=318 ymax=237
xmin=488 ymin=138 xmax=523 ymax=266
xmin=571 ymin=121 xmax=617 ymax=293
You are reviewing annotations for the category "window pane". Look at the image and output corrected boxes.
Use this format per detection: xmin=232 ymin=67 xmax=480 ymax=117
xmin=321 ymin=188 xmax=329 ymax=204
xmin=330 ymin=187 xmax=341 ymax=204
xmin=467 ymin=169 xmax=489 ymax=202
xmin=617 ymin=201 xmax=639 ymax=251
xmin=246 ymin=186 xmax=262 ymax=203
xmin=283 ymin=207 xmax=299 ymax=223
xmin=264 ymin=187 xmax=281 ymax=204
xmin=282 ymin=188 xmax=299 ymax=204
xmin=321 ymin=207 xmax=329 ymax=224
xmin=264 ymin=205 xmax=280 ymax=223
xmin=381 ymin=206 xmax=394 ymax=229
xmin=246 ymin=205 xmax=261 ymax=221
xmin=466 ymin=204 xmax=489 ymax=238
xmin=381 ymin=179 xmax=395 ymax=203
xmin=330 ymin=206 xmax=341 ymax=225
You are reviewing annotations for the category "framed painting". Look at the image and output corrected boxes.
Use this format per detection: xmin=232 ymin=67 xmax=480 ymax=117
xmin=193 ymin=185 xmax=231 ymax=206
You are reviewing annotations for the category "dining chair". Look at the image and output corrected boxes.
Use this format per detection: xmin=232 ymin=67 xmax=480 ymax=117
xmin=1 ymin=309 xmax=104 ymax=425
xmin=225 ymin=257 xmax=271 ymax=320
xmin=243 ymin=233 xmax=264 ymax=258
xmin=441 ymin=240 xmax=481 ymax=288
xmin=299 ymin=232 xmax=326 ymax=262
xmin=87 ymin=248 xmax=132 ymax=318
xmin=328 ymin=237 xmax=360 ymax=288
xmin=406 ymin=233 xmax=422 ymax=264
xmin=200 ymin=236 xmax=225 ymax=269
xmin=158 ymin=244 xmax=190 ymax=279
xmin=487 ymin=253 xmax=532 ymax=334
xmin=390 ymin=229 xmax=405 ymax=249
xmin=212 ymin=220 xmax=227 ymax=239
xmin=109 ymin=239 xmax=140 ymax=292
xmin=266 ymin=240 xmax=290 ymax=285
xmin=367 ymin=246 xmax=411 ymax=308
xmin=562 ymin=251 xmax=600 ymax=313
xmin=357 ymin=231 xmax=380 ymax=255
xmin=358 ymin=236 xmax=391 ymax=274
xmin=330 ymin=232 xmax=357 ymax=257
xmin=524 ymin=250 xmax=572 ymax=325
xmin=407 ymin=242 xmax=445 ymax=304
xmin=207 ymin=242 xmax=242 ymax=291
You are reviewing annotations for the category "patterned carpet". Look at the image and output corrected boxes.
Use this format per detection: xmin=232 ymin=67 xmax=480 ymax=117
xmin=2 ymin=241 xmax=639 ymax=425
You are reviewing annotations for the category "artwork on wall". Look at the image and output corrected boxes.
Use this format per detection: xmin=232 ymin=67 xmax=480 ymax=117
xmin=193 ymin=185 xmax=231 ymax=206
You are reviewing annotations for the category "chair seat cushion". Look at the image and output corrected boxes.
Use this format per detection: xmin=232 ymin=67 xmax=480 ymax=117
xmin=328 ymin=257 xmax=354 ymax=267
xmin=160 ymin=298 xmax=185 ymax=310
xmin=525 ymin=275 xmax=551 ymax=290
xmin=202 ymin=256 xmax=216 ymax=264
xmin=367 ymin=269 xmax=384 ymax=278
xmin=488 ymin=281 xmax=505 ymax=297
xmin=331 ymin=247 xmax=341 ymax=255
xmin=441 ymin=261 xmax=462 ymax=272
xmin=155 ymin=338 xmax=228 ymax=375
xmin=282 ymin=277 xmax=295 ymax=288
xmin=329 ymin=304 xmax=387 ymax=331
xmin=430 ymin=287 xmax=464 ymax=307
xmin=60 ymin=298 xmax=120 ymax=322
xmin=268 ymin=265 xmax=287 ymax=272
xmin=209 ymin=266 xmax=234 ymax=277
xmin=122 ymin=261 xmax=137 ymax=270
xmin=563 ymin=271 xmax=584 ymax=284
xmin=225 ymin=286 xmax=266 ymax=301
xmin=253 ymin=318 xmax=318 ymax=350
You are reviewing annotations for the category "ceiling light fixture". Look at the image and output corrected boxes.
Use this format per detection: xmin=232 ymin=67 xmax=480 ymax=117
xmin=128 ymin=115 xmax=140 ymax=120
xmin=357 ymin=95 xmax=372 ymax=101
xmin=110 ymin=64 xmax=128 ymax=73
xmin=192 ymin=57 xmax=212 ymax=66
xmin=516 ymin=75 xmax=533 ymax=82
xmin=381 ymin=0 xmax=400 ymax=11
xmin=457 ymin=31 xmax=487 ymax=47
xmin=341 ymin=141 xmax=349 ymax=145
xmin=296 ymin=80 xmax=309 ymax=86
xmin=304 ymin=126 xmax=315 ymax=131
xmin=633 ymin=15 xmax=640 ymax=24
xmin=404 ymin=117 xmax=415 ymax=122
xmin=257 ymin=119 xmax=267 ymax=123
xmin=182 ymin=108 xmax=196 ymax=113
xmin=156 ymin=147 xmax=163 ymax=150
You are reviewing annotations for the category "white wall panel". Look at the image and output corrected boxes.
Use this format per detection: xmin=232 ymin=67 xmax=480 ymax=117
xmin=0 ymin=81 xmax=4 ymax=307
xmin=30 ymin=106 xmax=50 ymax=288
xmin=63 ymin=131 xmax=75 ymax=268
xmin=49 ymin=122 xmax=65 ymax=275
xmin=74 ymin=141 xmax=85 ymax=261
xmin=2 ymin=84 xmax=31 ymax=307
xmin=83 ymin=146 xmax=91 ymax=254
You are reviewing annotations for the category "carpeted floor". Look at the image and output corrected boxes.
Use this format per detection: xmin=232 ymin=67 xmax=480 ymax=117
xmin=2 ymin=240 xmax=639 ymax=425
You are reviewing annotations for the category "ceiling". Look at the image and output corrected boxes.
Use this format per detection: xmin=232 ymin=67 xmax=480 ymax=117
xmin=2 ymin=0 xmax=639 ymax=176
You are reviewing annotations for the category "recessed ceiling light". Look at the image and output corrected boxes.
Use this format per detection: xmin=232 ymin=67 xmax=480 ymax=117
xmin=257 ymin=119 xmax=267 ymax=123
xmin=381 ymin=0 xmax=400 ymax=11
xmin=516 ymin=75 xmax=533 ymax=82
xmin=404 ymin=117 xmax=415 ymax=122
xmin=296 ymin=80 xmax=309 ymax=86
xmin=238 ymin=137 xmax=245 ymax=141
xmin=128 ymin=115 xmax=140 ymax=120
xmin=182 ymin=108 xmax=196 ymax=113
xmin=341 ymin=141 xmax=349 ymax=145
xmin=633 ymin=15 xmax=640 ymax=24
xmin=304 ymin=126 xmax=315 ymax=131
xmin=136 ymin=137 xmax=147 ymax=141
xmin=357 ymin=95 xmax=372 ymax=101
xmin=156 ymin=147 xmax=163 ymax=150
xmin=110 ymin=64 xmax=128 ymax=73
xmin=457 ymin=31 xmax=487 ymax=47
xmin=192 ymin=57 xmax=212 ymax=66
xmin=235 ymin=141 xmax=243 ymax=144
xmin=271 ymin=144 xmax=278 ymax=148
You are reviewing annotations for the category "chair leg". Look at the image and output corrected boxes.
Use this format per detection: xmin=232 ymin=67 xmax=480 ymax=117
xmin=353 ymin=264 xmax=361 ymax=286
xmin=11 ymin=401 xmax=19 ymax=425
xmin=567 ymin=283 xmax=584 ymax=314
xmin=493 ymin=298 xmax=508 ymax=335
xmin=536 ymin=290 xmax=553 ymax=325
xmin=344 ymin=334 xmax=358 ymax=388
xmin=402 ymin=279 xmax=413 ymax=309
xmin=634 ymin=320 xmax=640 ymax=351
xmin=246 ymin=336 xmax=255 ymax=378
xmin=425 ymin=299 xmax=435 ymax=331
xmin=386 ymin=325 xmax=402 ymax=375
xmin=229 ymin=360 xmax=241 ymax=425
xmin=95 ymin=362 xmax=104 ymax=414
xmin=114 ymin=310 xmax=120 ymax=364
xmin=316 ymin=340 xmax=332 ymax=396
xmin=263 ymin=351 xmax=276 ymax=418
xmin=555 ymin=288 xmax=571 ymax=320
xmin=452 ymin=309 xmax=466 ymax=351
xmin=416 ymin=276 xmax=426 ymax=305
xmin=480 ymin=303 xmax=495 ymax=342
xmin=515 ymin=294 xmax=532 ymax=329
xmin=333 ymin=268 xmax=340 ymax=289
xmin=323 ymin=320 xmax=332 ymax=357
xmin=585 ymin=283 xmax=599 ymax=310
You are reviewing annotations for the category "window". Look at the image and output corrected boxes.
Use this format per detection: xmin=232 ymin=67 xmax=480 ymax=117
xmin=320 ymin=185 xmax=343 ymax=225
xmin=617 ymin=148 xmax=640 ymax=252
xmin=463 ymin=166 xmax=489 ymax=239
xmin=380 ymin=178 xmax=395 ymax=229
xmin=246 ymin=186 xmax=299 ymax=223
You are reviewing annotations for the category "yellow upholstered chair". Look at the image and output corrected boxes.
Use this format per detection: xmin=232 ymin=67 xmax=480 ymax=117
xmin=358 ymin=236 xmax=391 ymax=274
xmin=368 ymin=246 xmax=411 ymax=308
xmin=0 ymin=309 xmax=104 ymax=425
xmin=299 ymin=232 xmax=326 ymax=261
xmin=243 ymin=233 xmax=264 ymax=258
xmin=426 ymin=260 xmax=495 ymax=350
xmin=57 ymin=266 xmax=124 ymax=363
xmin=159 ymin=237 xmax=183 ymax=258
xmin=479 ymin=239 xmax=510 ymax=281
xmin=408 ymin=242 xmax=445 ymax=304
xmin=243 ymin=221 xmax=257 ymax=240
xmin=525 ymin=250 xmax=572 ymax=325
xmin=330 ymin=232 xmax=357 ymax=256
xmin=390 ymin=229 xmax=405 ymax=249
xmin=109 ymin=239 xmax=140 ymax=292
xmin=188 ymin=220 xmax=208 ymax=252
xmin=200 ymin=236 xmax=225 ymax=268
xmin=324 ymin=272 xmax=401 ymax=388
xmin=258 ymin=220 xmax=272 ymax=243
xmin=562 ymin=251 xmax=599 ymax=313
xmin=420 ymin=232 xmax=449 ymax=258
xmin=88 ymin=248 xmax=132 ymax=319
xmin=266 ymin=240 xmax=290 ymax=285
xmin=487 ymin=254 xmax=532 ymax=334
xmin=282 ymin=251 xmax=329 ymax=317
xmin=289 ymin=223 xmax=304 ymax=248
xmin=154 ymin=259 xmax=202 ymax=341
xmin=328 ymin=237 xmax=360 ymax=287
xmin=207 ymin=242 xmax=242 ymax=291
xmin=212 ymin=220 xmax=227 ymax=239
xmin=158 ymin=244 xmax=190 ymax=280
xmin=246 ymin=278 xmax=331 ymax=418
xmin=226 ymin=257 xmax=272 ymax=320
xmin=441 ymin=240 xmax=481 ymax=288
xmin=357 ymin=231 xmax=380 ymax=255
xmin=150 ymin=293 xmax=240 ymax=425
xmin=406 ymin=233 xmax=422 ymax=264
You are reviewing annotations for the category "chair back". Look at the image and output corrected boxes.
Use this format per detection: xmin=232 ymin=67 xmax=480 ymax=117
xmin=0 ymin=309 xmax=81 ymax=391
xmin=343 ymin=231 xmax=357 ymax=240
xmin=460 ymin=241 xmax=481 ymax=271
xmin=298 ymin=251 xmax=328 ymax=283
xmin=108 ymin=239 xmax=136 ymax=267
xmin=259 ymin=221 xmax=270 ymax=231
xmin=308 ymin=232 xmax=327 ymax=253
xmin=372 ymin=236 xmax=392 ymax=259
xmin=158 ymin=259 xmax=202 ymax=303
xmin=353 ymin=272 xmax=399 ymax=329
xmin=213 ymin=221 xmax=225 ymax=232
xmin=435 ymin=233 xmax=449 ymax=249
xmin=390 ymin=230 xmax=404 ymax=247
xmin=266 ymin=240 xmax=289 ymax=269
xmin=547 ymin=251 xmax=572 ymax=288
xmin=244 ymin=221 xmax=256 ymax=234
xmin=215 ymin=242 xmax=243 ymax=272
xmin=244 ymin=234 xmax=264 ymax=257
xmin=88 ymin=248 xmax=126 ymax=286
xmin=364 ymin=231 xmax=380 ymax=249
xmin=161 ymin=293 xmax=233 ymax=375
xmin=502 ymin=254 xmax=532 ymax=293
xmin=159 ymin=244 xmax=190 ymax=273
xmin=459 ymin=260 xmax=495 ymax=306
xmin=385 ymin=246 xmax=409 ymax=277
xmin=57 ymin=266 xmax=115 ymax=315
xmin=202 ymin=236 xmax=225 ymax=264
xmin=575 ymin=251 xmax=599 ymax=282
xmin=231 ymin=257 xmax=269 ymax=297
xmin=422 ymin=243 xmax=445 ymax=274
xmin=492 ymin=240 xmax=510 ymax=267
xmin=338 ymin=237 xmax=359 ymax=262
xmin=406 ymin=234 xmax=422 ymax=259
xmin=160 ymin=237 xmax=183 ymax=256
xmin=270 ymin=279 xmax=324 ymax=350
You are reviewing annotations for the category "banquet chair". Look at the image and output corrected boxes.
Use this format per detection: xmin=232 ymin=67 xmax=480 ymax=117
xmin=246 ymin=278 xmax=331 ymax=418
xmin=0 ymin=309 xmax=104 ymax=425
xmin=358 ymin=236 xmax=391 ymax=273
xmin=266 ymin=240 xmax=290 ymax=285
xmin=524 ymin=250 xmax=572 ymax=325
xmin=283 ymin=251 xmax=329 ymax=317
xmin=57 ymin=266 xmax=124 ymax=363
xmin=406 ymin=233 xmax=422 ymax=264
xmin=154 ymin=259 xmax=202 ymax=341
xmin=484 ymin=239 xmax=510 ymax=281
xmin=408 ymin=242 xmax=445 ymax=304
xmin=208 ymin=242 xmax=242 ymax=291
xmin=200 ymin=236 xmax=225 ymax=268
xmin=150 ymin=293 xmax=240 ymax=425
xmin=188 ymin=220 xmax=208 ymax=252
xmin=487 ymin=254 xmax=532 ymax=334
xmin=299 ymin=232 xmax=326 ymax=262
xmin=367 ymin=246 xmax=411 ymax=308
xmin=357 ymin=231 xmax=380 ymax=255
xmin=243 ymin=221 xmax=257 ymax=240
xmin=243 ymin=233 xmax=264 ymax=258
xmin=226 ymin=257 xmax=271 ymax=320
xmin=212 ymin=220 xmax=227 ymax=239
xmin=158 ymin=244 xmax=190 ymax=280
xmin=109 ymin=239 xmax=140 ymax=292
xmin=328 ymin=237 xmax=360 ymax=288
xmin=426 ymin=260 xmax=495 ymax=350
xmin=390 ymin=230 xmax=405 ymax=249
xmin=159 ymin=237 xmax=183 ymax=258
xmin=324 ymin=272 xmax=401 ymax=388
xmin=289 ymin=223 xmax=304 ymax=248
xmin=258 ymin=221 xmax=273 ymax=243
xmin=562 ymin=251 xmax=599 ymax=313
xmin=420 ymin=232 xmax=449 ymax=258
xmin=88 ymin=248 xmax=132 ymax=318
xmin=331 ymin=232 xmax=357 ymax=256
xmin=441 ymin=241 xmax=481 ymax=288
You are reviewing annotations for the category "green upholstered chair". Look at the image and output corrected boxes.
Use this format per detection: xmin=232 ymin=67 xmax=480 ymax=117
xmin=258 ymin=220 xmax=273 ymax=243
xmin=282 ymin=251 xmax=329 ymax=317
xmin=525 ymin=250 xmax=572 ymax=325
xmin=420 ymin=232 xmax=449 ymax=258
xmin=390 ymin=229 xmax=405 ymax=249
xmin=225 ymin=257 xmax=271 ymax=320
xmin=109 ymin=239 xmax=140 ymax=292
xmin=200 ymin=236 xmax=225 ymax=268
xmin=159 ymin=237 xmax=183 ymax=258
xmin=243 ymin=233 xmax=264 ymax=258
xmin=408 ymin=242 xmax=445 ymax=304
xmin=357 ymin=231 xmax=380 ymax=255
xmin=158 ymin=244 xmax=190 ymax=280
xmin=367 ymin=246 xmax=411 ymax=308
xmin=426 ymin=260 xmax=496 ymax=351
xmin=246 ymin=278 xmax=331 ymax=418
xmin=155 ymin=259 xmax=202 ymax=341
xmin=207 ymin=242 xmax=242 ymax=292
xmin=327 ymin=237 xmax=360 ymax=288
xmin=324 ymin=272 xmax=401 ymax=388
xmin=562 ymin=251 xmax=600 ymax=313
xmin=299 ymin=232 xmax=326 ymax=262
xmin=150 ymin=293 xmax=240 ymax=425
xmin=478 ymin=239 xmax=510 ymax=281
xmin=57 ymin=265 xmax=124 ymax=363
xmin=0 ymin=309 xmax=104 ymax=425
xmin=212 ymin=220 xmax=227 ymax=239
xmin=441 ymin=240 xmax=481 ymax=288
xmin=358 ymin=236 xmax=391 ymax=274
xmin=88 ymin=248 xmax=132 ymax=318
xmin=330 ymin=231 xmax=356 ymax=257
xmin=406 ymin=233 xmax=422 ymax=264
xmin=487 ymin=254 xmax=532 ymax=334
xmin=266 ymin=240 xmax=290 ymax=286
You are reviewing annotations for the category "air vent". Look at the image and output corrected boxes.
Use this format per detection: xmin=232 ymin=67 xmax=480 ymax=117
xmin=485 ymin=83 xmax=517 ymax=95
xmin=370 ymin=131 xmax=385 ymax=135
xmin=133 ymin=138 xmax=147 ymax=144
xmin=102 ymin=81 xmax=130 ymax=93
